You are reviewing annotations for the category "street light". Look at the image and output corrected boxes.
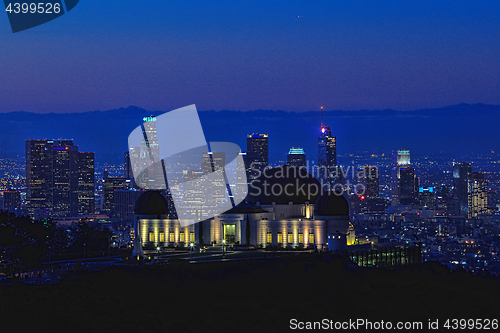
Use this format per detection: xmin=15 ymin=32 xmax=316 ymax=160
xmin=222 ymin=239 xmax=226 ymax=258
xmin=156 ymin=246 xmax=160 ymax=265
xmin=190 ymin=242 xmax=194 ymax=260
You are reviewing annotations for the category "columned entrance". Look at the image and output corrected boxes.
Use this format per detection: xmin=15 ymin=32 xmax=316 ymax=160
xmin=223 ymin=224 xmax=236 ymax=244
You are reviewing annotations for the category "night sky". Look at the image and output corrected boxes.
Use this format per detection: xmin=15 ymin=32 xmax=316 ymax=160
xmin=0 ymin=0 xmax=499 ymax=113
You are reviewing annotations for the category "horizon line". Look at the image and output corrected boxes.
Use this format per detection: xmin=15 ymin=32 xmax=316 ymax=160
xmin=0 ymin=102 xmax=497 ymax=115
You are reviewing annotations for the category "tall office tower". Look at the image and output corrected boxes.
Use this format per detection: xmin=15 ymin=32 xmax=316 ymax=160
xmin=125 ymin=147 xmax=140 ymax=188
xmin=236 ymin=151 xmax=252 ymax=194
xmin=242 ymin=151 xmax=261 ymax=181
xmin=26 ymin=140 xmax=54 ymax=216
xmin=26 ymin=139 xmax=94 ymax=217
xmin=453 ymin=162 xmax=472 ymax=216
xmin=52 ymin=140 xmax=79 ymax=217
xmin=202 ymin=151 xmax=225 ymax=172
xmin=419 ymin=187 xmax=435 ymax=208
xmin=435 ymin=185 xmax=453 ymax=214
xmin=318 ymin=126 xmax=337 ymax=188
xmin=3 ymin=190 xmax=21 ymax=215
xmin=470 ymin=172 xmax=488 ymax=218
xmin=247 ymin=134 xmax=269 ymax=175
xmin=114 ymin=189 xmax=142 ymax=218
xmin=102 ymin=176 xmax=128 ymax=215
xmin=287 ymin=148 xmax=307 ymax=168
xmin=391 ymin=149 xmax=410 ymax=205
xmin=182 ymin=170 xmax=208 ymax=218
xmin=135 ymin=116 xmax=163 ymax=189
xmin=124 ymin=151 xmax=132 ymax=179
xmin=358 ymin=166 xmax=379 ymax=198
xmin=414 ymin=176 xmax=420 ymax=202
xmin=202 ymin=151 xmax=226 ymax=204
xmin=142 ymin=116 xmax=160 ymax=159
xmin=399 ymin=167 xmax=416 ymax=205
xmin=78 ymin=152 xmax=95 ymax=215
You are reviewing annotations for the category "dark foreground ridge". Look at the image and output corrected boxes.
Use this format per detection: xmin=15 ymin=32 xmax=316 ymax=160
xmin=1 ymin=254 xmax=499 ymax=332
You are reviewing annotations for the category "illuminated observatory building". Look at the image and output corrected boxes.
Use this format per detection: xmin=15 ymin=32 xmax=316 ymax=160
xmin=132 ymin=166 xmax=355 ymax=256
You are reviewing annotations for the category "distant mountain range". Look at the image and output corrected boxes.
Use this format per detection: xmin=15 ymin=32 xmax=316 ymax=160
xmin=0 ymin=103 xmax=499 ymax=165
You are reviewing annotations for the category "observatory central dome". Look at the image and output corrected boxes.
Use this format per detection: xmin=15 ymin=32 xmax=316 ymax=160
xmin=246 ymin=166 xmax=322 ymax=205
xmin=134 ymin=191 xmax=169 ymax=216
xmin=314 ymin=191 xmax=349 ymax=216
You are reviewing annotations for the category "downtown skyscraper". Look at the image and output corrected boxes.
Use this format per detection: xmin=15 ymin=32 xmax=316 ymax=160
xmin=287 ymin=148 xmax=306 ymax=169
xmin=453 ymin=162 xmax=472 ymax=217
xmin=318 ymin=125 xmax=337 ymax=189
xmin=77 ymin=151 xmax=95 ymax=215
xmin=246 ymin=133 xmax=269 ymax=179
xmin=26 ymin=139 xmax=95 ymax=217
xmin=470 ymin=172 xmax=488 ymax=218
xmin=357 ymin=166 xmax=379 ymax=198
xmin=202 ymin=151 xmax=227 ymax=204
xmin=3 ymin=190 xmax=21 ymax=215
xmin=391 ymin=149 xmax=411 ymax=205
xmin=399 ymin=167 xmax=418 ymax=205
xmin=128 ymin=116 xmax=164 ymax=190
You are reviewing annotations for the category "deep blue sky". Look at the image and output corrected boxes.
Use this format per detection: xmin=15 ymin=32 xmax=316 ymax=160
xmin=1 ymin=0 xmax=499 ymax=113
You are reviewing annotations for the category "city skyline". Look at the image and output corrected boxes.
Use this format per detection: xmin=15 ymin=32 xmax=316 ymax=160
xmin=14 ymin=112 xmax=499 ymax=216
xmin=2 ymin=1 xmax=499 ymax=330
xmin=1 ymin=103 xmax=500 ymax=165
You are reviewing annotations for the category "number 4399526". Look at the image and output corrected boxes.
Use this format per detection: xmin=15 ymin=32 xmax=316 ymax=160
xmin=6 ymin=3 xmax=62 ymax=14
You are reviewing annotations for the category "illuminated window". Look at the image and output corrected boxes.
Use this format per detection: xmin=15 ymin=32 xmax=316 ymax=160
xmin=160 ymin=232 xmax=165 ymax=242
xmin=288 ymin=233 xmax=293 ymax=243
xmin=267 ymin=232 xmax=272 ymax=243
xmin=149 ymin=232 xmax=154 ymax=242
xmin=169 ymin=232 xmax=174 ymax=242
xmin=180 ymin=232 xmax=185 ymax=242
xmin=309 ymin=233 xmax=314 ymax=244
xmin=190 ymin=232 xmax=195 ymax=243
xmin=278 ymin=233 xmax=283 ymax=243
xmin=299 ymin=233 xmax=304 ymax=243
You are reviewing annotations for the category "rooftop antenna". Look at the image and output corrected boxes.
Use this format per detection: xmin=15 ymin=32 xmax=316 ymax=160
xmin=320 ymin=106 xmax=324 ymax=128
